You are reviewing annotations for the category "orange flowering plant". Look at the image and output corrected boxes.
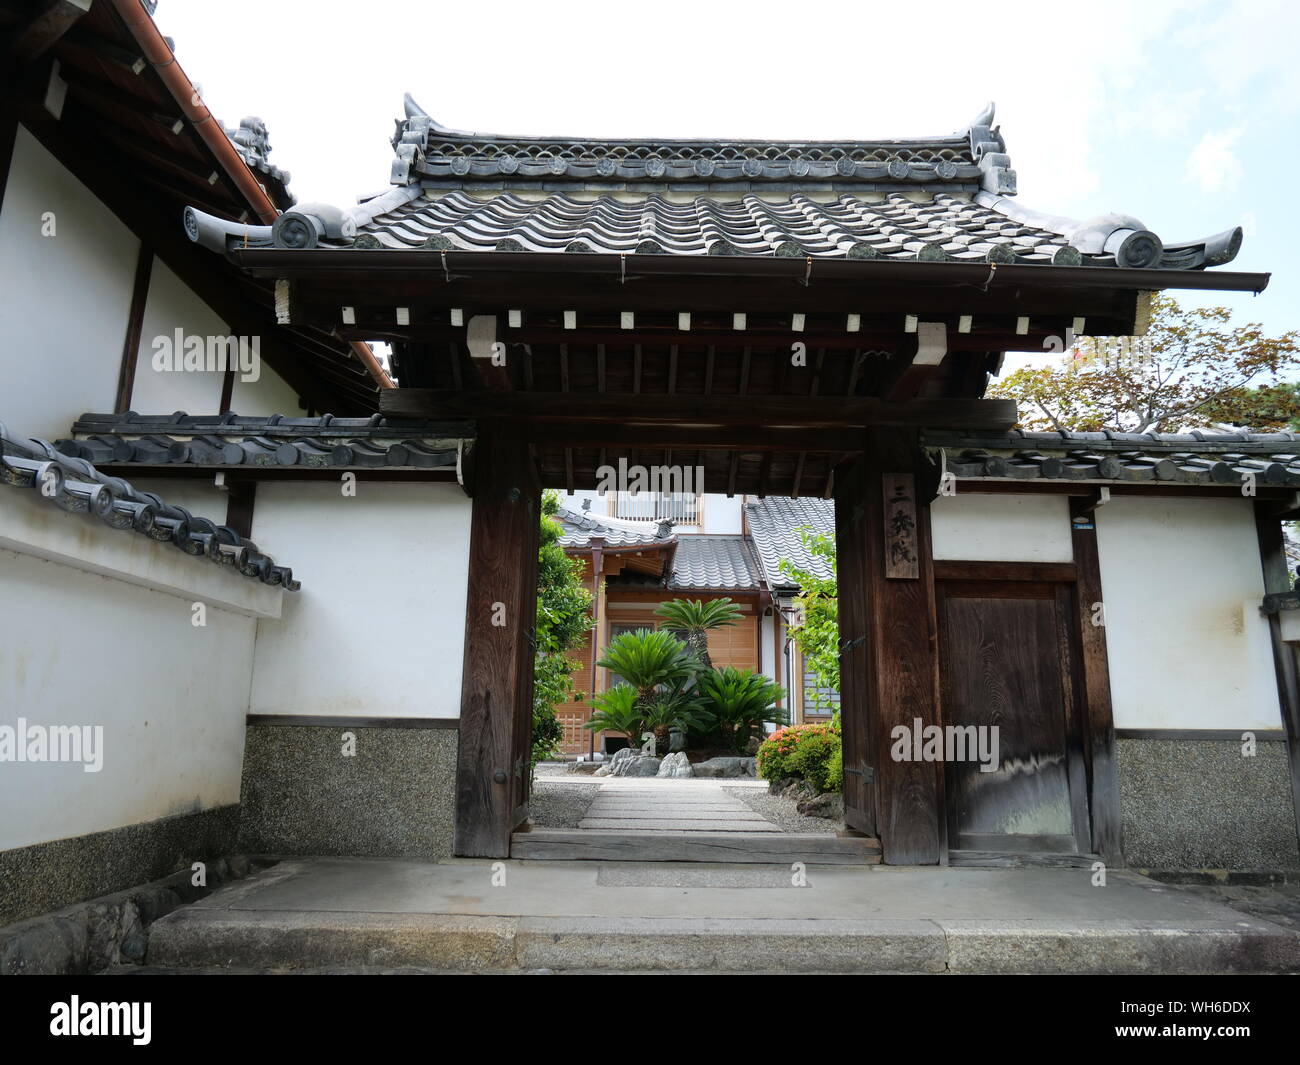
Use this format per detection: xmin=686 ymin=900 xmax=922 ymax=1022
xmin=757 ymin=721 xmax=842 ymax=793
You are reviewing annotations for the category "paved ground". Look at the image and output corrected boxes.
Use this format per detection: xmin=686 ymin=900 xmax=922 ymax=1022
xmin=577 ymin=777 xmax=780 ymax=832
xmin=142 ymin=857 xmax=1300 ymax=973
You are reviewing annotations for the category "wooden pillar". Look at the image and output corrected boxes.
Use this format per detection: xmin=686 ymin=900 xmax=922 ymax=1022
xmin=1069 ymin=496 xmax=1124 ymax=865
xmin=454 ymin=427 xmax=541 ymax=858
xmin=834 ymin=428 xmax=943 ymax=863
xmin=1254 ymin=505 xmax=1300 ymax=859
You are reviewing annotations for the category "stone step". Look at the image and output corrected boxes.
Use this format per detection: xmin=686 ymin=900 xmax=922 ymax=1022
xmin=145 ymin=906 xmax=1300 ymax=975
xmin=512 ymin=828 xmax=880 ymax=863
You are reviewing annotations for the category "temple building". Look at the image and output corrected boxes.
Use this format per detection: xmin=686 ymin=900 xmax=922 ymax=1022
xmin=1 ymin=0 xmax=1297 ymax=935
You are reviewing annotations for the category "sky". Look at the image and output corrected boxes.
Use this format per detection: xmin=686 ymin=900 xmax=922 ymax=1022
xmin=154 ymin=0 xmax=1300 ymax=366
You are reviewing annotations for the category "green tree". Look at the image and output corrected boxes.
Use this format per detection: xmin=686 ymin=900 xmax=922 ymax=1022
xmin=696 ymin=667 xmax=789 ymax=751
xmin=988 ymin=295 xmax=1300 ymax=432
xmin=654 ymin=596 xmax=743 ymax=671
xmin=532 ymin=491 xmax=594 ymax=765
xmin=779 ymin=528 xmax=839 ymax=711
xmin=595 ymin=628 xmax=702 ymax=752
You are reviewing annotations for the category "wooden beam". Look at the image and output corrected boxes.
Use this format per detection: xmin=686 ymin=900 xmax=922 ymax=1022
xmin=882 ymin=321 xmax=948 ymax=402
xmin=224 ymin=479 xmax=256 ymax=538
xmin=380 ymin=389 xmax=1018 ymax=431
xmin=10 ymin=0 xmax=91 ymax=61
xmin=455 ymin=427 xmax=541 ymax=857
xmin=1254 ymin=504 xmax=1300 ymax=864
xmin=113 ymin=242 xmax=152 ymax=411
xmin=1069 ymin=495 xmax=1124 ymax=865
xmin=526 ymin=424 xmax=863 ymax=451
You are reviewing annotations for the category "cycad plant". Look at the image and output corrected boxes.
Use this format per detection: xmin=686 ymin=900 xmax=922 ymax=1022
xmin=583 ymin=684 xmax=642 ymax=743
xmin=654 ymin=597 xmax=743 ymax=671
xmin=697 ymin=667 xmax=789 ymax=751
xmin=596 ymin=628 xmax=703 ymax=753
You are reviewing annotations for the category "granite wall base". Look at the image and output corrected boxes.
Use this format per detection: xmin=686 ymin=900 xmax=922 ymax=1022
xmin=1118 ymin=737 xmax=1299 ymax=870
xmin=238 ymin=723 xmax=458 ymax=859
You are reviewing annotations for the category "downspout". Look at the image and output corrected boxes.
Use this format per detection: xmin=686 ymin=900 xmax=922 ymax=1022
xmin=588 ymin=537 xmax=604 ymax=760
xmin=110 ymin=0 xmax=395 ymax=392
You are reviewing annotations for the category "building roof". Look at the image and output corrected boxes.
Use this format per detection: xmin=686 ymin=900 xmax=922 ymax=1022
xmin=745 ymin=497 xmax=835 ymax=591
xmin=1 ymin=421 xmax=299 ymax=589
xmin=555 ymin=507 xmax=761 ymax=590
xmin=553 ymin=506 xmax=675 ymax=548
xmin=223 ymin=115 xmax=294 ymax=208
xmin=922 ymin=428 xmax=1300 ymax=485
xmin=663 ymin=534 xmax=763 ymax=591
xmin=59 ymin=412 xmax=466 ymax=472
xmin=608 ymin=534 xmax=764 ymax=592
xmin=184 ymin=99 xmax=1240 ymax=273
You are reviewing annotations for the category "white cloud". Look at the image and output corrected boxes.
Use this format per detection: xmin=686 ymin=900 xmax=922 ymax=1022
xmin=1186 ymin=129 xmax=1245 ymax=192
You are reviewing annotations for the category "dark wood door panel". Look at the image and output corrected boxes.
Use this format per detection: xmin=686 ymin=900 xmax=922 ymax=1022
xmin=939 ymin=587 xmax=1086 ymax=853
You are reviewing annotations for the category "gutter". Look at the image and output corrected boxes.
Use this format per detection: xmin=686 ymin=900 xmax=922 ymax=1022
xmin=109 ymin=0 xmax=395 ymax=391
xmin=230 ymin=247 xmax=1271 ymax=295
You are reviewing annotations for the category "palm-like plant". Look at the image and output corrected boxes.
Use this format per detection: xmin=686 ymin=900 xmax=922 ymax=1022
xmin=597 ymin=629 xmax=702 ymax=752
xmin=697 ymin=667 xmax=789 ymax=751
xmin=641 ymin=681 xmax=711 ymax=753
xmin=654 ymin=597 xmax=743 ymax=671
xmin=583 ymin=684 xmax=642 ymax=742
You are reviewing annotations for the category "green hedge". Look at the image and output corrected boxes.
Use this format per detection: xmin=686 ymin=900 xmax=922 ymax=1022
xmin=756 ymin=723 xmax=842 ymax=794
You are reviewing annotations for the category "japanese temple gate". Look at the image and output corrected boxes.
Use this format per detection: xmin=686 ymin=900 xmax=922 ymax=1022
xmin=183 ymin=99 xmax=1274 ymax=865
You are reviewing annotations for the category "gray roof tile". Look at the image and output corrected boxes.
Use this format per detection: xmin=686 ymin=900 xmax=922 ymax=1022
xmin=59 ymin=412 xmax=466 ymax=471
xmin=1 ymin=421 xmax=299 ymax=589
xmin=184 ymin=100 xmax=1240 ymax=271
xmin=745 ymin=497 xmax=835 ymax=590
xmin=922 ymin=429 xmax=1300 ymax=486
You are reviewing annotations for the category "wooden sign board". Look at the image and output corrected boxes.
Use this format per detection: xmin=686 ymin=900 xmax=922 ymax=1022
xmin=883 ymin=473 xmax=919 ymax=579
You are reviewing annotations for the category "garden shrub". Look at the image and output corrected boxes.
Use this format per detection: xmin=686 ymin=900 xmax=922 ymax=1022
xmin=757 ymin=722 xmax=842 ymax=793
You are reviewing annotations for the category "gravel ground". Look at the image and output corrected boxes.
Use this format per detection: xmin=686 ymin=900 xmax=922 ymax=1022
xmin=529 ymin=779 xmax=600 ymax=828
xmin=722 ymin=785 xmax=840 ymax=835
xmin=1160 ymin=881 xmax=1300 ymax=930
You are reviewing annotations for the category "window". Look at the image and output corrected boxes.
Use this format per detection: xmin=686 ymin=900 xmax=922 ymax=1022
xmin=610 ymin=491 xmax=701 ymax=528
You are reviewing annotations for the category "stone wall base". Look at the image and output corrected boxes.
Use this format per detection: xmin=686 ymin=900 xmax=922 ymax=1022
xmin=1118 ymin=738 xmax=1299 ymax=870
xmin=238 ymin=724 xmax=457 ymax=860
xmin=0 ymin=804 xmax=239 ymax=928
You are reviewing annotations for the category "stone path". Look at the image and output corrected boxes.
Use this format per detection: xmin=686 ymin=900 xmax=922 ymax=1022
xmin=578 ymin=778 xmax=780 ymax=833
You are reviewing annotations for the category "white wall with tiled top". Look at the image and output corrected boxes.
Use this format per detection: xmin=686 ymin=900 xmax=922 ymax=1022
xmin=0 ymin=486 xmax=279 ymax=851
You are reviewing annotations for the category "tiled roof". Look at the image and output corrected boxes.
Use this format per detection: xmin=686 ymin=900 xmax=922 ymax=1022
xmin=223 ymin=116 xmax=294 ymax=208
xmin=387 ymin=95 xmax=1001 ymax=191
xmin=922 ymin=429 xmax=1300 ymax=485
xmin=609 ymin=533 xmax=763 ymax=592
xmin=746 ymin=497 xmax=835 ymax=590
xmin=59 ymin=412 xmax=466 ymax=471
xmin=1 ymin=421 xmax=299 ymax=590
xmin=183 ymin=99 xmax=1240 ymax=272
xmin=663 ymin=534 xmax=762 ymax=591
xmin=554 ymin=506 xmax=674 ymax=548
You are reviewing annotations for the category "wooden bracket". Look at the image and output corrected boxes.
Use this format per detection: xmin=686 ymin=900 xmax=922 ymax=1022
xmin=1075 ymin=486 xmax=1111 ymax=515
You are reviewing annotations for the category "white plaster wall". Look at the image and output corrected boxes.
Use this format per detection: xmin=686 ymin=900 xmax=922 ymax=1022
xmin=1097 ymin=497 xmax=1282 ymax=730
xmin=230 ymin=363 xmax=305 ymax=417
xmin=931 ymin=493 xmax=1073 ymax=562
xmin=248 ymin=481 xmax=472 ymax=718
xmin=0 ymin=128 xmax=137 ymax=439
xmin=127 ymin=478 xmax=229 ymax=524
xmin=129 ymin=259 xmax=306 ymax=416
xmin=702 ymin=493 xmax=742 ymax=534
xmin=129 ymin=261 xmax=227 ymax=414
xmin=0 ymin=545 xmax=257 ymax=850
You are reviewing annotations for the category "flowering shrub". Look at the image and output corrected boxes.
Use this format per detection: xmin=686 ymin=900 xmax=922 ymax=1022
xmin=757 ymin=722 xmax=842 ymax=793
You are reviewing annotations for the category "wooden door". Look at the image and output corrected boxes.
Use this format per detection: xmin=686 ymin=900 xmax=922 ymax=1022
xmin=937 ymin=582 xmax=1090 ymax=855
